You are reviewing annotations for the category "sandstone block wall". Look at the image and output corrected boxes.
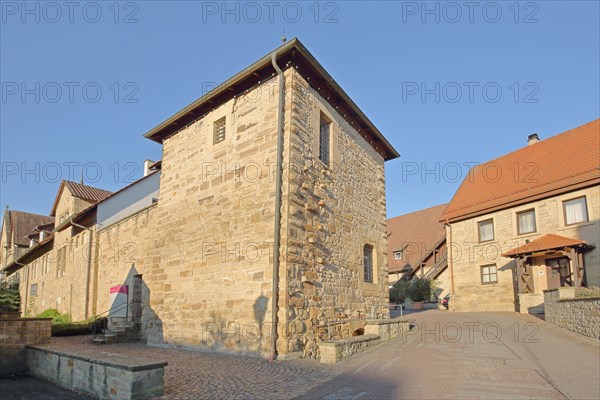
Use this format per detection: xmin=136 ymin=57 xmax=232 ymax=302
xmin=0 ymin=318 xmax=51 ymax=344
xmin=282 ymin=70 xmax=389 ymax=358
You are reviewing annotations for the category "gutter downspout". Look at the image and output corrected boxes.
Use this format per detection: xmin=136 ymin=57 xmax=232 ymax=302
xmin=270 ymin=51 xmax=285 ymax=361
xmin=71 ymin=219 xmax=94 ymax=320
xmin=445 ymin=222 xmax=455 ymax=311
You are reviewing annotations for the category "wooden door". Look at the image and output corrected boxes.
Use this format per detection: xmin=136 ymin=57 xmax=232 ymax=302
xmin=546 ymin=257 xmax=570 ymax=289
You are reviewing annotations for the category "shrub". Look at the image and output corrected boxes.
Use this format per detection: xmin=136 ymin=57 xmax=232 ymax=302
xmin=0 ymin=281 xmax=20 ymax=312
xmin=390 ymin=277 xmax=435 ymax=303
xmin=407 ymin=277 xmax=433 ymax=302
xmin=390 ymin=280 xmax=410 ymax=303
xmin=36 ymin=308 xmax=72 ymax=324
xmin=576 ymin=286 xmax=600 ymax=300
xmin=51 ymin=318 xmax=107 ymax=337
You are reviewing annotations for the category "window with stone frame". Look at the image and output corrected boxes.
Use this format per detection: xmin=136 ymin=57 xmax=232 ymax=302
xmin=363 ymin=244 xmax=374 ymax=283
xmin=481 ymin=264 xmax=498 ymax=285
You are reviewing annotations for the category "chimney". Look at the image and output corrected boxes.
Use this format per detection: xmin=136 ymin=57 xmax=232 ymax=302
xmin=143 ymin=160 xmax=155 ymax=177
xmin=527 ymin=133 xmax=540 ymax=146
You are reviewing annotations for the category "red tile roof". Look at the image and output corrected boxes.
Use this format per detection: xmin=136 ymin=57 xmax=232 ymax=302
xmin=387 ymin=203 xmax=448 ymax=273
xmin=6 ymin=210 xmax=55 ymax=247
xmin=63 ymin=181 xmax=113 ymax=202
xmin=502 ymin=234 xmax=591 ymax=257
xmin=440 ymin=119 xmax=600 ymax=223
xmin=50 ymin=180 xmax=113 ymax=216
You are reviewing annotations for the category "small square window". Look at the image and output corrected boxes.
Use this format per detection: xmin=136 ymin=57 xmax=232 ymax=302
xmin=481 ymin=264 xmax=498 ymax=285
xmin=478 ymin=219 xmax=494 ymax=242
xmin=394 ymin=251 xmax=403 ymax=260
xmin=563 ymin=197 xmax=588 ymax=225
xmin=213 ymin=117 xmax=226 ymax=144
xmin=517 ymin=209 xmax=536 ymax=235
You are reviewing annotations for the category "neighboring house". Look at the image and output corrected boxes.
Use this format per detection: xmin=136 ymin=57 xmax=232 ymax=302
xmin=2 ymin=180 xmax=113 ymax=316
xmin=387 ymin=204 xmax=450 ymax=298
xmin=3 ymin=38 xmax=399 ymax=360
xmin=0 ymin=208 xmax=55 ymax=286
xmin=441 ymin=119 xmax=600 ymax=313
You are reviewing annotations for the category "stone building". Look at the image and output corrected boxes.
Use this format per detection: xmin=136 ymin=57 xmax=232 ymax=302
xmin=2 ymin=38 xmax=399 ymax=360
xmin=441 ymin=119 xmax=600 ymax=313
xmin=387 ymin=204 xmax=450 ymax=299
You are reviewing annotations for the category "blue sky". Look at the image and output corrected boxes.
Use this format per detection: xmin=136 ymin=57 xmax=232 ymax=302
xmin=1 ymin=0 xmax=599 ymax=219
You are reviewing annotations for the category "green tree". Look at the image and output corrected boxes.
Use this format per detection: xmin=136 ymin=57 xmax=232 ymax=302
xmin=0 ymin=281 xmax=21 ymax=312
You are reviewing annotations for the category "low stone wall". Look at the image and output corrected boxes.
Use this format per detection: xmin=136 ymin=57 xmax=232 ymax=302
xmin=0 ymin=317 xmax=52 ymax=345
xmin=0 ymin=344 xmax=27 ymax=376
xmin=518 ymin=293 xmax=545 ymax=314
xmin=319 ymin=334 xmax=381 ymax=364
xmin=319 ymin=317 xmax=409 ymax=364
xmin=544 ymin=288 xmax=600 ymax=340
xmin=364 ymin=317 xmax=410 ymax=341
xmin=28 ymin=345 xmax=167 ymax=400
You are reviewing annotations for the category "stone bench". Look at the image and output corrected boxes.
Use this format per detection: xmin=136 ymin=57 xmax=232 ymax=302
xmin=27 ymin=344 xmax=167 ymax=400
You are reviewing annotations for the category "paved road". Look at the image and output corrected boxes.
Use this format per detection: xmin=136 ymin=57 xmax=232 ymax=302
xmin=299 ymin=310 xmax=600 ymax=400
xmin=2 ymin=311 xmax=598 ymax=399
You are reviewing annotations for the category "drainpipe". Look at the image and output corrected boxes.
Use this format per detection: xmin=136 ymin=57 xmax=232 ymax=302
xmin=270 ymin=50 xmax=285 ymax=361
xmin=445 ymin=222 xmax=455 ymax=311
xmin=70 ymin=219 xmax=94 ymax=320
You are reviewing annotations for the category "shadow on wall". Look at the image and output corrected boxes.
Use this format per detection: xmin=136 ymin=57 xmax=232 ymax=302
xmin=498 ymin=259 xmax=519 ymax=312
xmin=194 ymin=293 xmax=271 ymax=356
xmin=576 ymin=218 xmax=600 ymax=288
xmin=104 ymin=265 xmax=163 ymax=343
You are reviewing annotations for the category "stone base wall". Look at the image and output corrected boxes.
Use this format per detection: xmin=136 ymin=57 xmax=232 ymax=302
xmin=0 ymin=344 xmax=27 ymax=376
xmin=319 ymin=334 xmax=381 ymax=364
xmin=518 ymin=293 xmax=545 ymax=314
xmin=544 ymin=288 xmax=600 ymax=340
xmin=364 ymin=318 xmax=409 ymax=341
xmin=28 ymin=346 xmax=166 ymax=400
xmin=0 ymin=318 xmax=51 ymax=344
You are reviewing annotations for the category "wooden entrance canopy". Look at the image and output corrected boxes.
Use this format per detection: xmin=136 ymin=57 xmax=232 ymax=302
xmin=502 ymin=234 xmax=594 ymax=293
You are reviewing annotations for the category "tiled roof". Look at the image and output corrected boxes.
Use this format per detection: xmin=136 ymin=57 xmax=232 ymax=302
xmin=441 ymin=119 xmax=600 ymax=223
xmin=502 ymin=234 xmax=591 ymax=257
xmin=63 ymin=181 xmax=113 ymax=202
xmin=387 ymin=203 xmax=448 ymax=273
xmin=7 ymin=210 xmax=55 ymax=247
xmin=50 ymin=180 xmax=113 ymax=216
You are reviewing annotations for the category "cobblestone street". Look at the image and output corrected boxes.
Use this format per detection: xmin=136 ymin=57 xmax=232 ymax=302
xmin=2 ymin=311 xmax=599 ymax=399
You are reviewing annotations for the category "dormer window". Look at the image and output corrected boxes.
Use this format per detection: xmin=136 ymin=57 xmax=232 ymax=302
xmin=394 ymin=251 xmax=403 ymax=260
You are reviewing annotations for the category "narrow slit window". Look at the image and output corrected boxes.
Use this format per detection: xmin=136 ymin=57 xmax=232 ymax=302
xmin=319 ymin=114 xmax=331 ymax=165
xmin=213 ymin=117 xmax=226 ymax=144
xmin=363 ymin=244 xmax=374 ymax=283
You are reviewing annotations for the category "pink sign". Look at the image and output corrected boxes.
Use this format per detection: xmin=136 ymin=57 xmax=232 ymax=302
xmin=110 ymin=285 xmax=128 ymax=295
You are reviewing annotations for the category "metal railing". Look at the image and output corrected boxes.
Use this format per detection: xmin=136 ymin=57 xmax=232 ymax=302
xmin=91 ymin=302 xmax=129 ymax=342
